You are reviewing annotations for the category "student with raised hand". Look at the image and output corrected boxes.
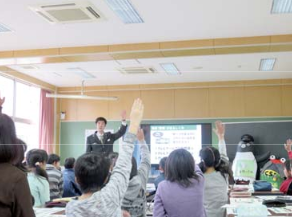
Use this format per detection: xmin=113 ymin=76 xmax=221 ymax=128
xmin=199 ymin=121 xmax=233 ymax=217
xmin=0 ymin=114 xmax=35 ymax=217
xmin=46 ymin=153 xmax=64 ymax=200
xmin=280 ymin=139 xmax=292 ymax=194
xmin=154 ymin=149 xmax=206 ymax=217
xmin=66 ymin=98 xmax=144 ymax=217
xmin=122 ymin=128 xmax=151 ymax=217
xmin=26 ymin=149 xmax=50 ymax=207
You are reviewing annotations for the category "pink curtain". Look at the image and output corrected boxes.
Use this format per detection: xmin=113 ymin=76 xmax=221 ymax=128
xmin=39 ymin=89 xmax=54 ymax=153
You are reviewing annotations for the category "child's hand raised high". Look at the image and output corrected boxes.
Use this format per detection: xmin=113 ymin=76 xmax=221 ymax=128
xmin=128 ymin=99 xmax=144 ymax=134
xmin=213 ymin=121 xmax=225 ymax=140
xmin=0 ymin=93 xmax=5 ymax=107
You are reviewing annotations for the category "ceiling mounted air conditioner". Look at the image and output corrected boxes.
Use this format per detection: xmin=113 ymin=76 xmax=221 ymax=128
xmin=29 ymin=1 xmax=105 ymax=24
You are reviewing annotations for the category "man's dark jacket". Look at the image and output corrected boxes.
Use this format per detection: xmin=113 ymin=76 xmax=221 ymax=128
xmin=86 ymin=124 xmax=127 ymax=155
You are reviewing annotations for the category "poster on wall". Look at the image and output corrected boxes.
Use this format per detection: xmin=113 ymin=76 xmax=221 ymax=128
xmin=150 ymin=125 xmax=202 ymax=164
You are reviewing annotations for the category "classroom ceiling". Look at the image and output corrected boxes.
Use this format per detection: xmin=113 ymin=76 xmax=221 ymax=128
xmin=0 ymin=0 xmax=292 ymax=87
xmin=0 ymin=0 xmax=292 ymax=50
xmin=8 ymin=52 xmax=292 ymax=87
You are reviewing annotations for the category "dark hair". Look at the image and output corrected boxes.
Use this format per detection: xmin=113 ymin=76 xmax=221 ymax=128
xmin=285 ymin=159 xmax=292 ymax=172
xmin=47 ymin=154 xmax=60 ymax=164
xmin=199 ymin=146 xmax=233 ymax=180
xmin=130 ymin=157 xmax=138 ymax=180
xmin=75 ymin=152 xmax=110 ymax=193
xmin=64 ymin=157 xmax=75 ymax=169
xmin=95 ymin=117 xmax=107 ymax=125
xmin=241 ymin=134 xmax=254 ymax=143
xmin=0 ymin=114 xmax=25 ymax=167
xmin=108 ymin=152 xmax=119 ymax=169
xmin=26 ymin=149 xmax=49 ymax=181
xmin=165 ymin=149 xmax=199 ymax=187
xmin=159 ymin=157 xmax=167 ymax=172
xmin=14 ymin=139 xmax=28 ymax=172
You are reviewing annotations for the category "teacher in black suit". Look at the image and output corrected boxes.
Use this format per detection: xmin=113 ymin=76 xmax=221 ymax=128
xmin=86 ymin=111 xmax=127 ymax=156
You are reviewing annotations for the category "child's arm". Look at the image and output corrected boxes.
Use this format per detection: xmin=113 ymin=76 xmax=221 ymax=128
xmin=137 ymin=129 xmax=151 ymax=188
xmin=0 ymin=95 xmax=5 ymax=114
xmin=97 ymin=99 xmax=144 ymax=212
xmin=214 ymin=121 xmax=229 ymax=161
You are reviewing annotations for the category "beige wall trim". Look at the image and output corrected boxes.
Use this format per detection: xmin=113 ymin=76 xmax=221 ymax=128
xmin=57 ymin=79 xmax=292 ymax=93
xmin=59 ymin=116 xmax=292 ymax=122
xmin=0 ymin=66 xmax=56 ymax=91
xmin=0 ymin=34 xmax=292 ymax=66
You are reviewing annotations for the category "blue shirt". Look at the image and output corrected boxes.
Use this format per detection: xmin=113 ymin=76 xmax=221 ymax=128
xmin=27 ymin=173 xmax=50 ymax=207
xmin=154 ymin=172 xmax=165 ymax=190
xmin=62 ymin=169 xmax=82 ymax=197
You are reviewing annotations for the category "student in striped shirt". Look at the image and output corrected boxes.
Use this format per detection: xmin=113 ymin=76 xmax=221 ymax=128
xmin=46 ymin=154 xmax=64 ymax=200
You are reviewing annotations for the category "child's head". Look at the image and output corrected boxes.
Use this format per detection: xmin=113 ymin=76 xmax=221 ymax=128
xmin=0 ymin=114 xmax=17 ymax=145
xmin=0 ymin=114 xmax=25 ymax=166
xmin=48 ymin=154 xmax=61 ymax=169
xmin=159 ymin=157 xmax=167 ymax=173
xmin=64 ymin=157 xmax=75 ymax=169
xmin=284 ymin=159 xmax=292 ymax=178
xmin=165 ymin=149 xmax=198 ymax=187
xmin=26 ymin=149 xmax=49 ymax=180
xmin=199 ymin=146 xmax=220 ymax=170
xmin=75 ymin=152 xmax=111 ymax=193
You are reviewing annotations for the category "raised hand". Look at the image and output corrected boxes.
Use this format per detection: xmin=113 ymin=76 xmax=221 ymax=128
xmin=213 ymin=120 xmax=225 ymax=140
xmin=137 ymin=128 xmax=145 ymax=142
xmin=122 ymin=210 xmax=131 ymax=217
xmin=284 ymin=139 xmax=292 ymax=152
xmin=0 ymin=93 xmax=5 ymax=107
xmin=121 ymin=110 xmax=127 ymax=120
xmin=129 ymin=99 xmax=144 ymax=134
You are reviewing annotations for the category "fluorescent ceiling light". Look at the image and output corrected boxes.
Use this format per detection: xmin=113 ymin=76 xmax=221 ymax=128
xmin=104 ymin=0 xmax=144 ymax=24
xmin=0 ymin=23 xmax=12 ymax=33
xmin=271 ymin=0 xmax=292 ymax=14
xmin=46 ymin=93 xmax=118 ymax=101
xmin=68 ymin=67 xmax=95 ymax=79
xmin=259 ymin=58 xmax=276 ymax=71
xmin=160 ymin=63 xmax=181 ymax=75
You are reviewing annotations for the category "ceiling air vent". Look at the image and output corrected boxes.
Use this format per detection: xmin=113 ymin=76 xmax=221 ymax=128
xmin=118 ymin=67 xmax=157 ymax=75
xmin=0 ymin=22 xmax=12 ymax=33
xmin=29 ymin=1 xmax=105 ymax=24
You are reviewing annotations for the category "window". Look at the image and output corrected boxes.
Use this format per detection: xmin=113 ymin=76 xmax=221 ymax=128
xmin=0 ymin=75 xmax=40 ymax=152
xmin=15 ymin=82 xmax=40 ymax=122
xmin=0 ymin=75 xmax=14 ymax=116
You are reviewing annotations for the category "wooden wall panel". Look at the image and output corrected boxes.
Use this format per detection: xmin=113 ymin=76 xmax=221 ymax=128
xmin=58 ymin=81 xmax=292 ymax=121
xmin=244 ymin=86 xmax=282 ymax=117
xmin=281 ymin=86 xmax=292 ymax=116
xmin=209 ymin=87 xmax=245 ymax=117
xmin=76 ymin=92 xmax=109 ymax=121
xmin=60 ymin=99 xmax=78 ymax=120
xmin=175 ymin=89 xmax=209 ymax=118
xmin=141 ymin=90 xmax=175 ymax=119
xmin=108 ymin=91 xmax=141 ymax=120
